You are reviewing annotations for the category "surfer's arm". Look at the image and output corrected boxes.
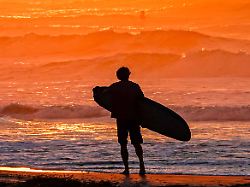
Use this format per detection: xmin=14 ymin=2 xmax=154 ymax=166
xmin=137 ymin=85 xmax=144 ymax=99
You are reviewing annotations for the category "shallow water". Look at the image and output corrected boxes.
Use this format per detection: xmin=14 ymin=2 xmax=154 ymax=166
xmin=0 ymin=118 xmax=249 ymax=175
xmin=0 ymin=78 xmax=249 ymax=175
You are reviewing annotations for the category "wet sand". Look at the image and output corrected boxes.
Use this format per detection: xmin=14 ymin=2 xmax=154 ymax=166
xmin=0 ymin=167 xmax=249 ymax=187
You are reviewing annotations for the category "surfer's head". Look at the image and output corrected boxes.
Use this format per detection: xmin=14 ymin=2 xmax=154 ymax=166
xmin=116 ymin=67 xmax=131 ymax=81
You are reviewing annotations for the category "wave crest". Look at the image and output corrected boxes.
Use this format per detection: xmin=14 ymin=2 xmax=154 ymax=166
xmin=0 ymin=103 xmax=109 ymax=120
xmin=1 ymin=30 xmax=249 ymax=59
xmin=172 ymin=106 xmax=250 ymax=121
xmin=1 ymin=103 xmax=38 ymax=114
xmin=1 ymin=103 xmax=250 ymax=121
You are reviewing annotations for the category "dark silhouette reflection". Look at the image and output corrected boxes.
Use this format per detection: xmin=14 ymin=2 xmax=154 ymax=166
xmin=109 ymin=67 xmax=146 ymax=175
xmin=120 ymin=174 xmax=149 ymax=187
xmin=139 ymin=174 xmax=148 ymax=185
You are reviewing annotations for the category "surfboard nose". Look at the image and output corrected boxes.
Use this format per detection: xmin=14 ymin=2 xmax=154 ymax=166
xmin=184 ymin=131 xmax=192 ymax=141
xmin=179 ymin=128 xmax=192 ymax=141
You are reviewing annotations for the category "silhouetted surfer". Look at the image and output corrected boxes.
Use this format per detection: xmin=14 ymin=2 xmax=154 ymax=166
xmin=109 ymin=67 xmax=145 ymax=175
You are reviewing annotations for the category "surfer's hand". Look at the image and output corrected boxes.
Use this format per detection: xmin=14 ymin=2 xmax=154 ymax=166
xmin=93 ymin=86 xmax=100 ymax=92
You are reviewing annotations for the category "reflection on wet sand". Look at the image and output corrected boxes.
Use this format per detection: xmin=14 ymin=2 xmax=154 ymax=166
xmin=0 ymin=166 xmax=84 ymax=173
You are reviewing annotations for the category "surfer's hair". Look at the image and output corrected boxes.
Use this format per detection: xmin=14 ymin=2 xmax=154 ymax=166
xmin=116 ymin=67 xmax=131 ymax=81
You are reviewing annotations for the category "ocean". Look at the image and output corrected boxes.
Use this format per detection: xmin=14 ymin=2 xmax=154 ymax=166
xmin=0 ymin=3 xmax=250 ymax=175
xmin=0 ymin=79 xmax=249 ymax=175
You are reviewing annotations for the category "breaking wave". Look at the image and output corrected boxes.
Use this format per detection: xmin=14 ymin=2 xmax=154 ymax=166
xmin=1 ymin=30 xmax=250 ymax=59
xmin=0 ymin=103 xmax=109 ymax=120
xmin=172 ymin=105 xmax=250 ymax=121
xmin=1 ymin=103 xmax=250 ymax=121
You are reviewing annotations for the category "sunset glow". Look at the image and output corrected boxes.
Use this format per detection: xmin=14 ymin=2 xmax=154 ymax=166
xmin=0 ymin=0 xmax=249 ymax=177
xmin=0 ymin=0 xmax=249 ymax=38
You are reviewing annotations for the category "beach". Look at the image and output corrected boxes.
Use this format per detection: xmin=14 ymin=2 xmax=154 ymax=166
xmin=0 ymin=167 xmax=249 ymax=187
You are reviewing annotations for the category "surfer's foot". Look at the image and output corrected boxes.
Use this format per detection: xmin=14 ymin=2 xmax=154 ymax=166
xmin=121 ymin=169 xmax=130 ymax=175
xmin=139 ymin=164 xmax=146 ymax=176
xmin=139 ymin=168 xmax=146 ymax=176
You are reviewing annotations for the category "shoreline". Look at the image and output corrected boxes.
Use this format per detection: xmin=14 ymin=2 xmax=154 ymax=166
xmin=0 ymin=167 xmax=249 ymax=187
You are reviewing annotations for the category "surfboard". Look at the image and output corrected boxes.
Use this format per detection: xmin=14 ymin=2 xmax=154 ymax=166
xmin=93 ymin=86 xmax=191 ymax=142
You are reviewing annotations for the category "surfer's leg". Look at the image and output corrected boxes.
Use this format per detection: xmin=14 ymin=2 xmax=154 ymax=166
xmin=120 ymin=143 xmax=129 ymax=174
xmin=117 ymin=119 xmax=129 ymax=174
xmin=133 ymin=143 xmax=145 ymax=175
xmin=130 ymin=121 xmax=145 ymax=174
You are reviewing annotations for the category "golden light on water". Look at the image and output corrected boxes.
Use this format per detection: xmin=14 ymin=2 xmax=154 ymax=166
xmin=0 ymin=166 xmax=84 ymax=173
